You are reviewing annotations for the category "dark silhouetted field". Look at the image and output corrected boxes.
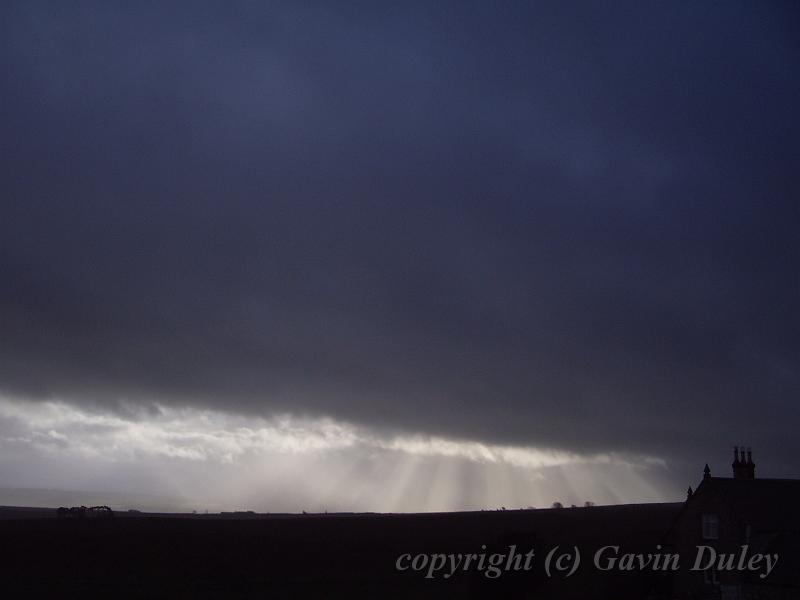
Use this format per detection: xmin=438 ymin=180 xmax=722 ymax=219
xmin=0 ymin=503 xmax=682 ymax=598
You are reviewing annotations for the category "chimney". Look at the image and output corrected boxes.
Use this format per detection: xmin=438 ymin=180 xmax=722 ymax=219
xmin=732 ymin=446 xmax=743 ymax=479
xmin=732 ymin=445 xmax=755 ymax=480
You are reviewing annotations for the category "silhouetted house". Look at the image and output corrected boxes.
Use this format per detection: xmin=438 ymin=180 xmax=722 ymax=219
xmin=664 ymin=447 xmax=800 ymax=599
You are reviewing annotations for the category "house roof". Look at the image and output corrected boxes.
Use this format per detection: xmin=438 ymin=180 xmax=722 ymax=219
xmin=690 ymin=477 xmax=800 ymax=533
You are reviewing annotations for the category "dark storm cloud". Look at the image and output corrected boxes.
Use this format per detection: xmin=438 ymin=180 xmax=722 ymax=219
xmin=1 ymin=1 xmax=798 ymax=474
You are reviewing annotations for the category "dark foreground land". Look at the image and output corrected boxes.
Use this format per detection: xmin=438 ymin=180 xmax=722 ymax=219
xmin=0 ymin=503 xmax=690 ymax=599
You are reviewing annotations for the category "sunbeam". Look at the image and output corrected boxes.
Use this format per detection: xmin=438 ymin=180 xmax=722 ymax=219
xmin=0 ymin=396 xmax=675 ymax=511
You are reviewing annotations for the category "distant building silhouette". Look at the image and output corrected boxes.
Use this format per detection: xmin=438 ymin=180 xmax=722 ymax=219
xmin=664 ymin=448 xmax=800 ymax=599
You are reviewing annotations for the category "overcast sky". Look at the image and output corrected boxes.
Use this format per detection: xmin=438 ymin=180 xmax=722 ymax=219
xmin=1 ymin=1 xmax=798 ymax=511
